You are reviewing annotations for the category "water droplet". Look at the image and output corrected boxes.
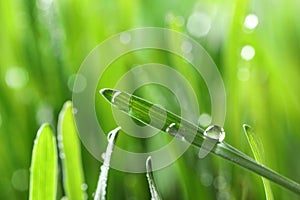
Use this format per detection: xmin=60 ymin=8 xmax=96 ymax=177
xmin=187 ymin=12 xmax=211 ymax=37
xmin=72 ymin=107 xmax=78 ymax=114
xmin=241 ymin=45 xmax=255 ymax=60
xmin=165 ymin=123 xmax=185 ymax=140
xmin=111 ymin=91 xmax=121 ymax=104
xmin=244 ymin=14 xmax=259 ymax=30
xmin=5 ymin=67 xmax=29 ymax=89
xmin=81 ymin=183 xmax=88 ymax=191
xmin=204 ymin=125 xmax=225 ymax=142
xmin=59 ymin=152 xmax=65 ymax=159
xmin=119 ymin=32 xmax=131 ymax=44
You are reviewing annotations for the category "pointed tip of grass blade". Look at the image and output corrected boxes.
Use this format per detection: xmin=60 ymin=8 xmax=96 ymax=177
xmin=146 ymin=156 xmax=152 ymax=173
xmin=99 ymin=88 xmax=116 ymax=102
xmin=107 ymin=126 xmax=121 ymax=144
xmin=242 ymin=124 xmax=274 ymax=200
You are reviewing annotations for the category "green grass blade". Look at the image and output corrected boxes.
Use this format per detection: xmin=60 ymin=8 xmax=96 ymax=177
xmin=243 ymin=124 xmax=274 ymax=200
xmin=29 ymin=124 xmax=57 ymax=200
xmin=58 ymin=101 xmax=86 ymax=200
xmin=94 ymin=127 xmax=120 ymax=200
xmin=100 ymin=88 xmax=300 ymax=194
xmin=146 ymin=156 xmax=162 ymax=200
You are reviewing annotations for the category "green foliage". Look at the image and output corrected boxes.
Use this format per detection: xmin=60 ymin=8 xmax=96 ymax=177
xmin=58 ymin=101 xmax=86 ymax=200
xmin=29 ymin=124 xmax=57 ymax=200
xmin=243 ymin=124 xmax=274 ymax=200
xmin=101 ymin=88 xmax=300 ymax=194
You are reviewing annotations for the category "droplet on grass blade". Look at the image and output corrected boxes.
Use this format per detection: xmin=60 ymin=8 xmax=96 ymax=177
xmin=165 ymin=123 xmax=185 ymax=141
xmin=199 ymin=125 xmax=226 ymax=158
xmin=204 ymin=125 xmax=225 ymax=142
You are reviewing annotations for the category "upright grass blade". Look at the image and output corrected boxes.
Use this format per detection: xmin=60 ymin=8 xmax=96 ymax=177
xmin=146 ymin=156 xmax=162 ymax=200
xmin=100 ymin=88 xmax=300 ymax=194
xmin=243 ymin=124 xmax=274 ymax=200
xmin=58 ymin=101 xmax=86 ymax=200
xmin=29 ymin=124 xmax=57 ymax=200
xmin=94 ymin=127 xmax=120 ymax=200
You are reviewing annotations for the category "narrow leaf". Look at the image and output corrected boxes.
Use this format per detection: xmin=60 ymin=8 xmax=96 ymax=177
xmin=100 ymin=88 xmax=300 ymax=194
xmin=29 ymin=124 xmax=57 ymax=200
xmin=94 ymin=127 xmax=120 ymax=200
xmin=243 ymin=124 xmax=274 ymax=200
xmin=58 ymin=101 xmax=86 ymax=200
xmin=146 ymin=156 xmax=162 ymax=200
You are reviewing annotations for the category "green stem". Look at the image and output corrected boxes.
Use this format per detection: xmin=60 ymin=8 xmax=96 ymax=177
xmin=100 ymin=88 xmax=300 ymax=194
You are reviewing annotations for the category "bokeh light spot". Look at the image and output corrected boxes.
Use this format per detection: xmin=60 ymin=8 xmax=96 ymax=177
xmin=5 ymin=67 xmax=29 ymax=89
xmin=11 ymin=169 xmax=29 ymax=191
xmin=244 ymin=14 xmax=259 ymax=30
xmin=68 ymin=74 xmax=87 ymax=93
xmin=241 ymin=45 xmax=255 ymax=60
xmin=187 ymin=12 xmax=211 ymax=37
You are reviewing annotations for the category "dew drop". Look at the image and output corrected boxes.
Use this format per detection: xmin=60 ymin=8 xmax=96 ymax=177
xmin=203 ymin=125 xmax=225 ymax=142
xmin=59 ymin=152 xmax=66 ymax=159
xmin=111 ymin=91 xmax=131 ymax=112
xmin=165 ymin=123 xmax=185 ymax=140
xmin=187 ymin=12 xmax=211 ymax=37
xmin=5 ymin=67 xmax=29 ymax=89
xmin=81 ymin=183 xmax=88 ymax=191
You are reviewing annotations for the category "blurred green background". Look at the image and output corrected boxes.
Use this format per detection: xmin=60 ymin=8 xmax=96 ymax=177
xmin=1 ymin=0 xmax=300 ymax=199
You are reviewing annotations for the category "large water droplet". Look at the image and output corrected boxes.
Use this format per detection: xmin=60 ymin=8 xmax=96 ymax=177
xmin=203 ymin=125 xmax=225 ymax=142
xmin=165 ymin=123 xmax=185 ymax=140
xmin=111 ymin=91 xmax=131 ymax=112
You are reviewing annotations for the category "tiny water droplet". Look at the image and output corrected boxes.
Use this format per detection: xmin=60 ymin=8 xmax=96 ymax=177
xmin=81 ymin=183 xmax=88 ymax=191
xmin=165 ymin=123 xmax=185 ymax=140
xmin=59 ymin=152 xmax=65 ymax=159
xmin=204 ymin=125 xmax=225 ymax=142
xmin=101 ymin=152 xmax=106 ymax=160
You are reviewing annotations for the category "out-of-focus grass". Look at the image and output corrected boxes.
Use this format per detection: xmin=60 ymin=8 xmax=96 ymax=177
xmin=1 ymin=0 xmax=300 ymax=199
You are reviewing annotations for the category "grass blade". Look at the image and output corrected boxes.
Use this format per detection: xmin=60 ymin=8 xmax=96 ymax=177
xmin=146 ymin=156 xmax=162 ymax=200
xmin=243 ymin=124 xmax=274 ymax=200
xmin=100 ymin=88 xmax=300 ymax=194
xmin=29 ymin=124 xmax=57 ymax=200
xmin=58 ymin=101 xmax=86 ymax=200
xmin=94 ymin=127 xmax=120 ymax=200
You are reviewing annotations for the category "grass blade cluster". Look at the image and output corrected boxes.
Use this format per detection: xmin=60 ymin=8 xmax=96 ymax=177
xmin=100 ymin=88 xmax=300 ymax=194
